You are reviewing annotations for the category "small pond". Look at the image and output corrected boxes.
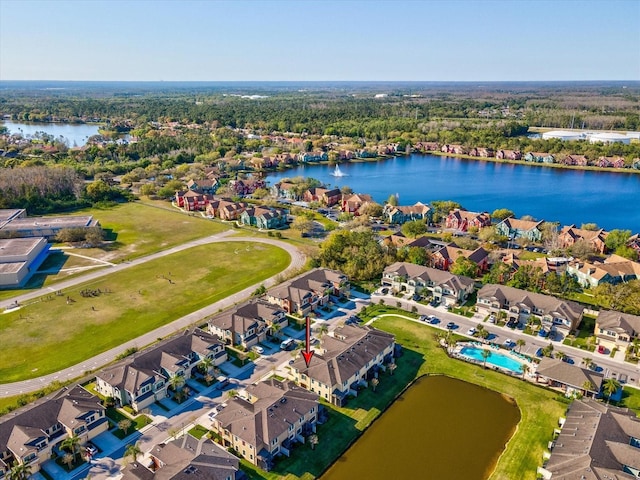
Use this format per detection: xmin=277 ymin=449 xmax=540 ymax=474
xmin=321 ymin=375 xmax=520 ymax=480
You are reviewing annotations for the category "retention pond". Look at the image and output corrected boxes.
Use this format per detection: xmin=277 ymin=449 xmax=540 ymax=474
xmin=321 ymin=375 xmax=520 ymax=480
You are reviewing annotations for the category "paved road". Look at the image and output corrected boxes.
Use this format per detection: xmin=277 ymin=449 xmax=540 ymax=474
xmin=0 ymin=234 xmax=306 ymax=397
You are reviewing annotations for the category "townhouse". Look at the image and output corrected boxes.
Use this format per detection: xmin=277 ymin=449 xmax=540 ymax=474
xmin=205 ymin=198 xmax=248 ymax=221
xmin=595 ymin=310 xmax=640 ymax=352
xmin=431 ymin=244 xmax=489 ymax=273
xmin=302 ymin=187 xmax=341 ymax=207
xmin=341 ymin=193 xmax=374 ymax=215
xmin=381 ymin=262 xmax=474 ymax=305
xmin=558 ymin=225 xmax=609 ymax=254
xmin=538 ymin=399 xmax=640 ymax=479
xmin=289 ymin=325 xmax=395 ymax=406
xmin=476 ymin=284 xmax=584 ymax=336
xmin=239 ymin=206 xmax=287 ymax=230
xmin=495 ymin=217 xmax=545 ymax=243
xmin=186 ymin=178 xmax=218 ymax=195
xmin=175 ymin=190 xmax=214 ymax=212
xmin=444 ymin=209 xmax=491 ymax=232
xmin=566 ymin=255 xmax=640 ymax=288
xmin=495 ymin=149 xmax=522 ymax=160
xmin=0 ymin=386 xmax=108 ymax=476
xmin=265 ymin=268 xmax=350 ymax=317
xmin=524 ymin=152 xmax=555 ymax=163
xmin=122 ymin=434 xmax=239 ymax=480
xmin=382 ymin=202 xmax=432 ymax=225
xmin=208 ymin=300 xmax=287 ymax=349
xmin=95 ymin=329 xmax=226 ymax=412
xmin=210 ymin=380 xmax=318 ymax=471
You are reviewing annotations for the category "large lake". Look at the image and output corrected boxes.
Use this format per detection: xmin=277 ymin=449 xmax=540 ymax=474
xmin=1 ymin=120 xmax=100 ymax=147
xmin=266 ymin=155 xmax=640 ymax=231
xmin=321 ymin=375 xmax=520 ymax=480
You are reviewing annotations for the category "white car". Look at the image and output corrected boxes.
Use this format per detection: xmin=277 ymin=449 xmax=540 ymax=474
xmin=252 ymin=345 xmax=264 ymax=354
xmin=466 ymin=328 xmax=477 ymax=336
xmin=503 ymin=338 xmax=514 ymax=348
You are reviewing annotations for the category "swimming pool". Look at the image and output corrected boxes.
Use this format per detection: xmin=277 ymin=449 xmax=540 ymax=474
xmin=459 ymin=346 xmax=525 ymax=374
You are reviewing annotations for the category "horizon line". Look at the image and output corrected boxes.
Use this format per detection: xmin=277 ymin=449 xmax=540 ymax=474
xmin=1 ymin=79 xmax=639 ymax=83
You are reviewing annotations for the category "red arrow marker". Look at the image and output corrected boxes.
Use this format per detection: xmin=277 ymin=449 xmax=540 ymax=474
xmin=301 ymin=316 xmax=314 ymax=367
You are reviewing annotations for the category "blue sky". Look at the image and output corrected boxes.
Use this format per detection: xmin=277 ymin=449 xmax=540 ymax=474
xmin=1 ymin=0 xmax=639 ymax=81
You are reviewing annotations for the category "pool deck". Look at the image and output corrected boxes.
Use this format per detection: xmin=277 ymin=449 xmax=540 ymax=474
xmin=452 ymin=341 xmax=535 ymax=377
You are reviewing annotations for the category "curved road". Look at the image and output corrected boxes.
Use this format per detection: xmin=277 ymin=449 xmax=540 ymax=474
xmin=0 ymin=232 xmax=306 ymax=397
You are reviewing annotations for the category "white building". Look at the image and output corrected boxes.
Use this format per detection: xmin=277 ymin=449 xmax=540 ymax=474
xmin=0 ymin=237 xmax=50 ymax=287
xmin=541 ymin=130 xmax=585 ymax=141
xmin=588 ymin=132 xmax=631 ymax=144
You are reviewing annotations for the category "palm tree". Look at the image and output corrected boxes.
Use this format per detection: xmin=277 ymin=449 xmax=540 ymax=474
xmin=481 ymin=349 xmax=491 ymax=369
xmin=308 ymin=433 xmax=319 ymax=450
xmin=387 ymin=362 xmax=397 ymax=376
xmin=318 ymin=324 xmax=329 ymax=338
xmin=169 ymin=374 xmax=185 ymax=392
xmin=371 ymin=377 xmax=379 ymax=392
xmin=270 ymin=322 xmax=282 ymax=340
xmin=199 ymin=356 xmax=214 ymax=375
xmin=516 ymin=339 xmax=526 ymax=353
xmin=582 ymin=380 xmax=595 ymax=396
xmin=125 ymin=442 xmax=143 ymax=463
xmin=582 ymin=357 xmax=593 ymax=369
xmin=555 ymin=351 xmax=566 ymax=362
xmin=61 ymin=434 xmax=81 ymax=463
xmin=603 ymin=378 xmax=621 ymax=404
xmin=8 ymin=463 xmax=32 ymax=480
xmin=521 ymin=363 xmax=530 ymax=379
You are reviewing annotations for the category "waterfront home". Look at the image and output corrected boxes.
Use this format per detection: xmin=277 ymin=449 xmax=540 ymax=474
xmin=341 ymin=193 xmax=374 ymax=215
xmin=597 ymin=155 xmax=626 ymax=168
xmin=558 ymin=225 xmax=609 ymax=254
xmin=186 ymin=178 xmax=218 ymax=195
xmin=495 ymin=149 xmax=522 ymax=160
xmin=476 ymin=284 xmax=584 ymax=335
xmin=381 ymin=262 xmax=474 ymax=305
xmin=495 ymin=217 xmax=545 ymax=243
xmin=210 ymin=380 xmax=318 ymax=471
xmin=566 ymin=255 xmax=640 ymax=288
xmin=122 ymin=434 xmax=240 ymax=480
xmin=0 ymin=385 xmax=108 ymax=476
xmin=413 ymin=142 xmax=440 ymax=152
xmin=467 ymin=147 xmax=494 ymax=157
xmin=270 ymin=181 xmax=298 ymax=200
xmin=382 ymin=202 xmax=432 ymax=225
xmin=265 ymin=268 xmax=349 ymax=317
xmin=302 ymin=187 xmax=341 ymax=207
xmin=95 ymin=329 xmax=226 ymax=412
xmin=538 ymin=399 xmax=640 ymax=479
xmin=431 ymin=244 xmax=489 ymax=273
xmin=297 ymin=151 xmax=328 ymax=162
xmin=524 ymin=152 xmax=555 ymax=163
xmin=356 ymin=148 xmax=378 ymax=158
xmin=289 ymin=325 xmax=395 ymax=406
xmin=561 ymin=154 xmax=588 ymax=166
xmin=535 ymin=358 xmax=603 ymax=398
xmin=239 ymin=206 xmax=287 ymax=229
xmin=595 ymin=310 xmax=640 ymax=352
xmin=208 ymin=300 xmax=287 ymax=348
xmin=444 ymin=209 xmax=491 ymax=232
xmin=441 ymin=144 xmax=467 ymax=155
xmin=228 ymin=178 xmax=265 ymax=196
xmin=0 ymin=237 xmax=50 ymax=288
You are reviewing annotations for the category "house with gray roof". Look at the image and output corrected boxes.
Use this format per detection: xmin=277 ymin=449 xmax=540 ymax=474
xmin=535 ymin=358 xmax=604 ymax=397
xmin=289 ymin=325 xmax=395 ymax=406
xmin=476 ymin=284 xmax=584 ymax=335
xmin=595 ymin=310 xmax=640 ymax=352
xmin=208 ymin=300 xmax=287 ymax=349
xmin=121 ymin=433 xmax=239 ymax=480
xmin=0 ymin=385 xmax=108 ymax=476
xmin=95 ymin=328 xmax=226 ymax=412
xmin=382 ymin=261 xmax=474 ymax=305
xmin=264 ymin=268 xmax=349 ymax=317
xmin=495 ymin=216 xmax=545 ymax=242
xmin=0 ymin=212 xmax=100 ymax=239
xmin=538 ymin=398 xmax=640 ymax=479
xmin=210 ymin=380 xmax=318 ymax=471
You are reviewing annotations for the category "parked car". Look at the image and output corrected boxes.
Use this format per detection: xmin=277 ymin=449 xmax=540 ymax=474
xmin=562 ymin=356 xmax=574 ymax=364
xmin=381 ymin=287 xmax=389 ymax=294
xmin=488 ymin=315 xmax=496 ymax=324
xmin=419 ymin=315 xmax=428 ymax=322
xmin=446 ymin=322 xmax=457 ymax=330
xmin=503 ymin=339 xmax=514 ymax=348
xmin=252 ymin=345 xmax=264 ymax=354
xmin=538 ymin=329 xmax=548 ymax=338
xmin=429 ymin=316 xmax=440 ymax=325
xmin=85 ymin=443 xmax=98 ymax=456
xmin=598 ymin=345 xmax=606 ymax=354
xmin=280 ymin=338 xmax=296 ymax=351
xmin=466 ymin=328 xmax=477 ymax=336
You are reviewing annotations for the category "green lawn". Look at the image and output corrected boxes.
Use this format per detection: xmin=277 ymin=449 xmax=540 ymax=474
xmin=239 ymin=307 xmax=565 ymax=480
xmin=0 ymin=241 xmax=290 ymax=382
xmin=188 ymin=424 xmax=210 ymax=440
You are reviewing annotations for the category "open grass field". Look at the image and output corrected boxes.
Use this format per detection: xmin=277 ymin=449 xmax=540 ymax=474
xmin=0 ymin=202 xmax=229 ymax=301
xmin=240 ymin=306 xmax=567 ymax=480
xmin=0 ymin=241 xmax=290 ymax=383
